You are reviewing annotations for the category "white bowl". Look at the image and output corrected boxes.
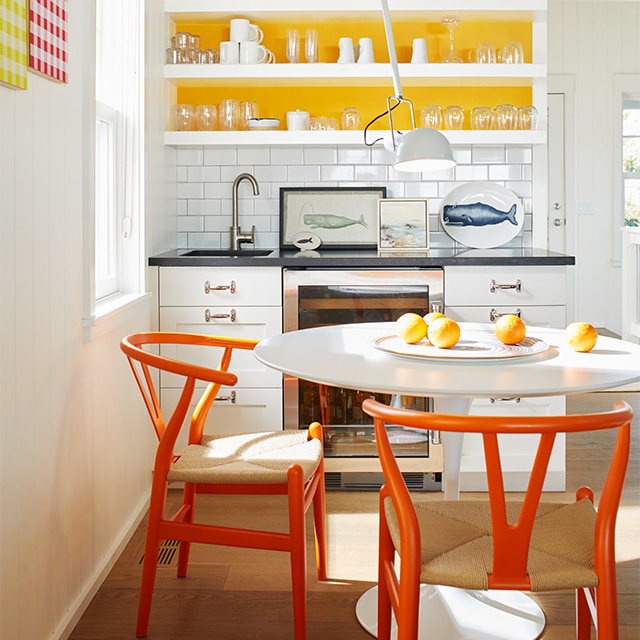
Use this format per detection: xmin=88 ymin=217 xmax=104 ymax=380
xmin=248 ymin=118 xmax=280 ymax=131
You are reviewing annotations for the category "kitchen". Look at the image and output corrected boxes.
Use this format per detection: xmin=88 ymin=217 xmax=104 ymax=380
xmin=1 ymin=1 xmax=639 ymax=639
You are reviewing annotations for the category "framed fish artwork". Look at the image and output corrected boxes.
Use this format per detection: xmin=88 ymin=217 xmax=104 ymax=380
xmin=378 ymin=199 xmax=429 ymax=252
xmin=279 ymin=187 xmax=387 ymax=250
xmin=440 ymin=182 xmax=524 ymax=249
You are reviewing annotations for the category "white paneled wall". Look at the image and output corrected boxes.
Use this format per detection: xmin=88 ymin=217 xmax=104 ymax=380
xmin=0 ymin=2 xmax=167 ymax=639
xmin=175 ymin=144 xmax=535 ymax=251
xmin=548 ymin=0 xmax=640 ymax=333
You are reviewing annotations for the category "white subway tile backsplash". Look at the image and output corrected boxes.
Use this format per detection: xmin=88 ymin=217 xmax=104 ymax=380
xmin=176 ymin=144 xmax=535 ymax=251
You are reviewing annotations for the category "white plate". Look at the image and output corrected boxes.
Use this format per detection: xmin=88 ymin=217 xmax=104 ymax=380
xmin=372 ymin=333 xmax=548 ymax=361
xmin=440 ymin=182 xmax=524 ymax=248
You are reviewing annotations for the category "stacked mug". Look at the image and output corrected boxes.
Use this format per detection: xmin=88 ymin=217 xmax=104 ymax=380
xmin=220 ymin=18 xmax=275 ymax=65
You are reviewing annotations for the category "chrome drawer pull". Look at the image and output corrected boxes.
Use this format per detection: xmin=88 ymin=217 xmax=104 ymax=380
xmin=490 ymin=308 xmax=521 ymax=321
xmin=205 ymin=308 xmax=237 ymax=322
xmin=204 ymin=279 xmax=236 ymax=294
xmin=489 ymin=278 xmax=521 ymax=293
xmin=216 ymin=391 xmax=236 ymax=404
xmin=490 ymin=397 xmax=521 ymax=404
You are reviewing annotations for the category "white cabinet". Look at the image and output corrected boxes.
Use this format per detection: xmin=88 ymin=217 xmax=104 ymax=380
xmin=444 ymin=264 xmax=567 ymax=491
xmin=163 ymin=0 xmax=548 ymax=148
xmin=158 ymin=267 xmax=283 ymax=443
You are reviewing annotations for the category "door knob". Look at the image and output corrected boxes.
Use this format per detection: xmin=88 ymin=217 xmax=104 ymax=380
xmin=553 ymin=218 xmax=564 ymax=227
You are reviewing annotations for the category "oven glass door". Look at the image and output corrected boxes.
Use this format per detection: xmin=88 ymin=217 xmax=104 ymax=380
xmin=283 ymin=269 xmax=443 ymax=460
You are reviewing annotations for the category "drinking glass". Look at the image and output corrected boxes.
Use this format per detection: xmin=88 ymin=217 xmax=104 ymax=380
xmin=443 ymin=105 xmax=464 ymax=130
xmin=470 ymin=106 xmax=494 ymax=130
xmin=420 ymin=104 xmax=443 ymax=129
xmin=305 ymin=29 xmax=318 ymax=63
xmin=239 ymin=101 xmax=259 ymax=130
xmin=440 ymin=16 xmax=463 ymax=63
xmin=286 ymin=29 xmax=300 ymax=63
xmin=495 ymin=104 xmax=518 ymax=130
xmin=195 ymin=104 xmax=218 ymax=131
xmin=219 ymin=99 xmax=240 ymax=131
xmin=171 ymin=104 xmax=194 ymax=131
xmin=517 ymin=105 xmax=538 ymax=130
xmin=468 ymin=42 xmax=496 ymax=64
xmin=341 ymin=107 xmax=361 ymax=130
xmin=498 ymin=41 xmax=525 ymax=64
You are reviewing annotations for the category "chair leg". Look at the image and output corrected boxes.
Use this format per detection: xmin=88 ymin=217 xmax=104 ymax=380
xmin=595 ymin=577 xmax=620 ymax=640
xmin=312 ymin=466 xmax=328 ymax=581
xmin=177 ymin=483 xmax=197 ymax=578
xmin=136 ymin=484 xmax=168 ymax=638
xmin=288 ymin=465 xmax=308 ymax=640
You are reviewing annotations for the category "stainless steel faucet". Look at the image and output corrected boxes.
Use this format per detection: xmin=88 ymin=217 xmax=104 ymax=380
xmin=230 ymin=173 xmax=259 ymax=251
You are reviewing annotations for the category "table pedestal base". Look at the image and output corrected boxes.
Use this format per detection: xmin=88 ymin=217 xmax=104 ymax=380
xmin=355 ymin=585 xmax=546 ymax=639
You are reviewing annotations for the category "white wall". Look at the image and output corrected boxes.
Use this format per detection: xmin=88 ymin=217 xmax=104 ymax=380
xmin=548 ymin=0 xmax=640 ymax=332
xmin=0 ymin=1 xmax=169 ymax=638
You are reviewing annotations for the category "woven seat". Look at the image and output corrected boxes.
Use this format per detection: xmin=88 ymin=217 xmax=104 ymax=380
xmin=121 ymin=332 xmax=327 ymax=639
xmin=363 ymin=398 xmax=633 ymax=640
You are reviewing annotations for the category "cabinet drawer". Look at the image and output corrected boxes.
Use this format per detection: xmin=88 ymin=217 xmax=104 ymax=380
xmin=446 ymin=305 xmax=566 ymax=328
xmin=444 ymin=266 xmax=567 ymax=306
xmin=160 ymin=306 xmax=282 ymax=388
xmin=160 ymin=266 xmax=281 ymax=306
xmin=162 ymin=387 xmax=283 ymax=450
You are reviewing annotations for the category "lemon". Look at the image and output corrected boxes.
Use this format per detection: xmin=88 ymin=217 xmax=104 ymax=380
xmin=427 ymin=316 xmax=461 ymax=348
xmin=396 ymin=313 xmax=427 ymax=344
xmin=565 ymin=322 xmax=598 ymax=352
xmin=423 ymin=311 xmax=445 ymax=329
xmin=494 ymin=314 xmax=526 ymax=345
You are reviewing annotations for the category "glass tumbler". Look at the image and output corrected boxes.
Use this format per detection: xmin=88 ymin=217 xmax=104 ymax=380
xmin=239 ymin=101 xmax=259 ymax=130
xmin=341 ymin=107 xmax=360 ymax=131
xmin=219 ymin=99 xmax=240 ymax=131
xmin=495 ymin=104 xmax=518 ymax=130
xmin=195 ymin=104 xmax=218 ymax=131
xmin=286 ymin=28 xmax=300 ymax=63
xmin=171 ymin=104 xmax=194 ymax=131
xmin=420 ymin=104 xmax=443 ymax=129
xmin=305 ymin=28 xmax=318 ymax=63
xmin=517 ymin=105 xmax=538 ymax=130
xmin=443 ymin=105 xmax=464 ymax=130
xmin=470 ymin=106 xmax=494 ymax=130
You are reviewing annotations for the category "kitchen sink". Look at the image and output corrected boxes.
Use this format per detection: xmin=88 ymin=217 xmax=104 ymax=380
xmin=181 ymin=249 xmax=275 ymax=257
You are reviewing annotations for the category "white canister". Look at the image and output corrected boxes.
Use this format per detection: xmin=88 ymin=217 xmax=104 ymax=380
xmin=286 ymin=110 xmax=310 ymax=131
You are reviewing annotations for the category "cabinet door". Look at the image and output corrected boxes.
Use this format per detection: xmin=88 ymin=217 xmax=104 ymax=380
xmin=160 ymin=266 xmax=282 ymax=307
xmin=159 ymin=306 xmax=283 ymax=388
xmin=445 ymin=305 xmax=566 ymax=328
xmin=162 ymin=387 xmax=283 ymax=449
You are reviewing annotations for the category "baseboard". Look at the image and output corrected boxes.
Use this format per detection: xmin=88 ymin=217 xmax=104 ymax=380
xmin=54 ymin=494 xmax=150 ymax=640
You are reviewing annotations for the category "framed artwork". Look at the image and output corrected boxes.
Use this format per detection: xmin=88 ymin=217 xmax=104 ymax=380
xmin=0 ymin=0 xmax=28 ymax=90
xmin=29 ymin=0 xmax=68 ymax=83
xmin=280 ymin=187 xmax=387 ymax=250
xmin=378 ymin=199 xmax=429 ymax=251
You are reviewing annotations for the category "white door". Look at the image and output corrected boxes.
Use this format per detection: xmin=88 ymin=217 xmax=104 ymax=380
xmin=548 ymin=93 xmax=566 ymax=253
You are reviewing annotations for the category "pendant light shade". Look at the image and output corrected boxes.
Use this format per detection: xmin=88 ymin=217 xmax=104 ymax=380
xmin=393 ymin=128 xmax=456 ymax=172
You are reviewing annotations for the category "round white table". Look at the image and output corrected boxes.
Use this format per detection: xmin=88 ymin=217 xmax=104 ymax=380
xmin=254 ymin=322 xmax=640 ymax=639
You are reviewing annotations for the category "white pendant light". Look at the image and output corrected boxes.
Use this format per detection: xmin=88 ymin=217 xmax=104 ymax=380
xmin=365 ymin=0 xmax=456 ymax=173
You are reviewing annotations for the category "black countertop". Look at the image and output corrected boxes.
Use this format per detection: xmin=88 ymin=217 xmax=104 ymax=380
xmin=149 ymin=247 xmax=575 ymax=268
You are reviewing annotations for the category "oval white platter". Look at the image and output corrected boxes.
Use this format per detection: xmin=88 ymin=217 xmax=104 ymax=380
xmin=372 ymin=333 xmax=548 ymax=361
xmin=440 ymin=181 xmax=524 ymax=249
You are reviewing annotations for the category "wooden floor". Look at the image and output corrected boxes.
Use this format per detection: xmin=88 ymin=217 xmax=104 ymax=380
xmin=69 ymin=391 xmax=639 ymax=640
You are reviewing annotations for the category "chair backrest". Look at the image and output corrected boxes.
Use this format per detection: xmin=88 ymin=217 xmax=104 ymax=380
xmin=120 ymin=332 xmax=258 ymax=451
xmin=362 ymin=398 xmax=633 ymax=588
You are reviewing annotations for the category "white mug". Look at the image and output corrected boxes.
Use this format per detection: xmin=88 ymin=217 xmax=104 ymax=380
xmin=240 ymin=40 xmax=269 ymax=64
xmin=357 ymin=37 xmax=374 ymax=64
xmin=411 ymin=38 xmax=428 ymax=64
xmin=229 ymin=18 xmax=263 ymax=43
xmin=220 ymin=41 xmax=240 ymax=64
xmin=286 ymin=110 xmax=310 ymax=131
xmin=337 ymin=37 xmax=354 ymax=64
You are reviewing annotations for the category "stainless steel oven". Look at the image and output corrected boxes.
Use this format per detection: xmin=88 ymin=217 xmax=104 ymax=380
xmin=283 ymin=268 xmax=444 ymax=490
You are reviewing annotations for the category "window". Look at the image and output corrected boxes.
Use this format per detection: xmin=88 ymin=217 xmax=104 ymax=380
xmin=93 ymin=0 xmax=143 ymax=303
xmin=623 ymin=100 xmax=640 ymax=227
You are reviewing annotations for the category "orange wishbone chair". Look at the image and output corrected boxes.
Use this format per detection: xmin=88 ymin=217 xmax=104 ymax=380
xmin=362 ymin=398 xmax=633 ymax=640
xmin=121 ymin=332 xmax=327 ymax=639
